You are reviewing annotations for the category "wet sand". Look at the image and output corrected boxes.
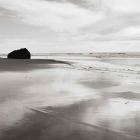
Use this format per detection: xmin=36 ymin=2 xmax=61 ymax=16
xmin=0 ymin=57 xmax=140 ymax=140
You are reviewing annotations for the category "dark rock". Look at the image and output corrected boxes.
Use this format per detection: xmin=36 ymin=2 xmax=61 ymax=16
xmin=7 ymin=48 xmax=31 ymax=59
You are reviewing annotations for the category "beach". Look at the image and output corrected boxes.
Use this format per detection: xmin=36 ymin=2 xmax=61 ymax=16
xmin=0 ymin=54 xmax=140 ymax=140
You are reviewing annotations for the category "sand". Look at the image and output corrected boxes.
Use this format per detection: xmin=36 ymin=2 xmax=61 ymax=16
xmin=0 ymin=56 xmax=140 ymax=140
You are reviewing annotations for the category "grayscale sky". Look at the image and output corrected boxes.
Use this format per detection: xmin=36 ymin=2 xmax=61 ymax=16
xmin=0 ymin=0 xmax=140 ymax=53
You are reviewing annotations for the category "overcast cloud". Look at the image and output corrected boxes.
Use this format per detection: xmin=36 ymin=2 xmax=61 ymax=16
xmin=0 ymin=0 xmax=140 ymax=53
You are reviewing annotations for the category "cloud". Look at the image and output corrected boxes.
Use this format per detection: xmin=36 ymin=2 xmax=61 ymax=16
xmin=1 ymin=0 xmax=140 ymax=34
xmin=102 ymin=0 xmax=140 ymax=13
xmin=0 ymin=0 xmax=105 ymax=32
xmin=0 ymin=0 xmax=140 ymax=52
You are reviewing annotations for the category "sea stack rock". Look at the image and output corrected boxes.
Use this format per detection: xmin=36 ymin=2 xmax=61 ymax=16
xmin=7 ymin=48 xmax=31 ymax=59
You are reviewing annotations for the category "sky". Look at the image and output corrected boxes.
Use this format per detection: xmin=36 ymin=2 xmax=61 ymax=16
xmin=0 ymin=0 xmax=140 ymax=53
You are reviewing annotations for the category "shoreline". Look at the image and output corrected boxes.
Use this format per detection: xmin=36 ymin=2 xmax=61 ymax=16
xmin=1 ymin=52 xmax=140 ymax=59
xmin=0 ymin=56 xmax=140 ymax=140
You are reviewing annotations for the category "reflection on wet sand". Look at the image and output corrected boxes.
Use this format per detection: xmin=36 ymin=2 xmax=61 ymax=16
xmin=0 ymin=58 xmax=140 ymax=140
